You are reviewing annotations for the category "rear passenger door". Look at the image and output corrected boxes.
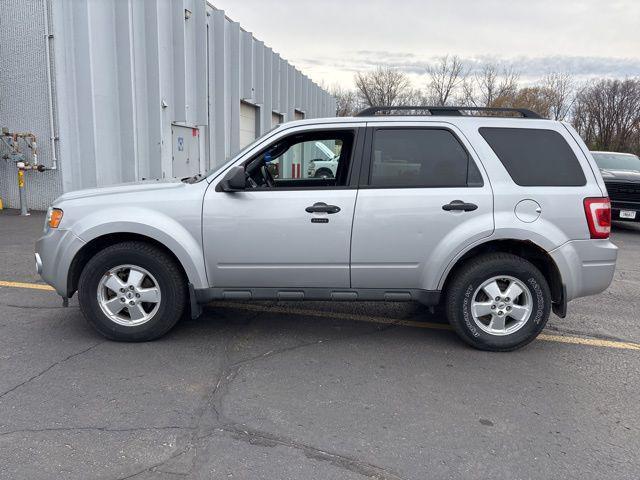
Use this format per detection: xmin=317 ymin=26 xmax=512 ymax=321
xmin=350 ymin=123 xmax=494 ymax=292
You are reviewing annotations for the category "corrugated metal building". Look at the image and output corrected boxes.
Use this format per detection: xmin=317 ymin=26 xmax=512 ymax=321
xmin=0 ymin=0 xmax=336 ymax=211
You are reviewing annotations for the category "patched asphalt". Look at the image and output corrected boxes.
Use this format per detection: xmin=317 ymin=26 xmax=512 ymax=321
xmin=0 ymin=210 xmax=639 ymax=480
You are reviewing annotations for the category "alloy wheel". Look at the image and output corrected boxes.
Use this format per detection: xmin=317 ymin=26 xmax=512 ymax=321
xmin=97 ymin=264 xmax=161 ymax=326
xmin=470 ymin=275 xmax=533 ymax=336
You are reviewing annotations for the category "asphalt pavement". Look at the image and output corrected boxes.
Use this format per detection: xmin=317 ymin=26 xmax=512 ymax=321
xmin=0 ymin=210 xmax=638 ymax=480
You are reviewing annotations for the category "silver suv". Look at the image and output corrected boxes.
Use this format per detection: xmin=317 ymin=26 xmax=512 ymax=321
xmin=35 ymin=106 xmax=618 ymax=351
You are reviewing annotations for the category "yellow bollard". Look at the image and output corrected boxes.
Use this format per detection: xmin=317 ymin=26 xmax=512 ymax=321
xmin=17 ymin=167 xmax=29 ymax=216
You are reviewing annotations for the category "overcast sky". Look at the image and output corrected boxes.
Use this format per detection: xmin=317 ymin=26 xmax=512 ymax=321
xmin=212 ymin=0 xmax=640 ymax=88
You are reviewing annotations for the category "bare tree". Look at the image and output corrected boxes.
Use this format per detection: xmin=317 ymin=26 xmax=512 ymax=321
xmin=341 ymin=58 xmax=638 ymax=155
xmin=461 ymin=64 xmax=520 ymax=107
xmin=426 ymin=55 xmax=466 ymax=106
xmin=571 ymin=85 xmax=595 ymax=144
xmin=572 ymin=78 xmax=640 ymax=154
xmin=404 ymin=87 xmax=430 ymax=107
xmin=542 ymin=73 xmax=575 ymax=120
xmin=453 ymin=64 xmax=573 ymax=120
xmin=330 ymin=85 xmax=360 ymax=117
xmin=492 ymin=86 xmax=553 ymax=118
xmin=354 ymin=66 xmax=413 ymax=107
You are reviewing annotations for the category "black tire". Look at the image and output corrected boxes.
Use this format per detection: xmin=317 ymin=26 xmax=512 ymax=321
xmin=445 ymin=253 xmax=551 ymax=352
xmin=78 ymin=241 xmax=187 ymax=342
xmin=314 ymin=168 xmax=334 ymax=179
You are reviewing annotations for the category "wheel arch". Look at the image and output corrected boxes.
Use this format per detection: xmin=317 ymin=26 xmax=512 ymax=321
xmin=439 ymin=239 xmax=564 ymax=313
xmin=314 ymin=167 xmax=335 ymax=177
xmin=67 ymin=228 xmax=207 ymax=298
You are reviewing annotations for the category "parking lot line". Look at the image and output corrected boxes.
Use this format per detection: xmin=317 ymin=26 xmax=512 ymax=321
xmin=213 ymin=302 xmax=640 ymax=351
xmin=536 ymin=333 xmax=640 ymax=351
xmin=0 ymin=280 xmax=55 ymax=291
xmin=2 ymin=280 xmax=639 ymax=351
xmin=210 ymin=301 xmax=453 ymax=331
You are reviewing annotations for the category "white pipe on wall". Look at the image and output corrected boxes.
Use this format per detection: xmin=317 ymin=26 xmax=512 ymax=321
xmin=42 ymin=0 xmax=58 ymax=170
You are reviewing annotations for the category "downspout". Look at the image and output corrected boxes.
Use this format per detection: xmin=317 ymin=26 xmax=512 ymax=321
xmin=42 ymin=0 xmax=58 ymax=170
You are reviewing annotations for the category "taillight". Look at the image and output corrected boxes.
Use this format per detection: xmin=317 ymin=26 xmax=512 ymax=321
xmin=583 ymin=197 xmax=611 ymax=239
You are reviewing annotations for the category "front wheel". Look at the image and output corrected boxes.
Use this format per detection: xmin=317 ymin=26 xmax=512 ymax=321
xmin=445 ymin=253 xmax=551 ymax=351
xmin=78 ymin=241 xmax=187 ymax=342
xmin=314 ymin=168 xmax=334 ymax=179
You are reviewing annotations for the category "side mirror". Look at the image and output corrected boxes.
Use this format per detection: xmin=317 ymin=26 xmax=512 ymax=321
xmin=218 ymin=166 xmax=247 ymax=192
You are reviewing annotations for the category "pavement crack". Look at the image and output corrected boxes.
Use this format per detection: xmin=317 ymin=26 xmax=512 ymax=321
xmin=183 ymin=323 xmax=401 ymax=477
xmin=210 ymin=322 xmax=397 ymax=426
xmin=113 ymin=448 xmax=192 ymax=480
xmin=173 ymin=312 xmax=263 ymax=477
xmin=218 ymin=424 xmax=406 ymax=480
xmin=0 ymin=342 xmax=103 ymax=400
xmin=0 ymin=425 xmax=194 ymax=437
xmin=229 ymin=321 xmax=399 ymax=372
xmin=227 ymin=338 xmax=327 ymax=370
xmin=0 ymin=302 xmax=79 ymax=310
xmin=206 ymin=313 xmax=262 ymax=423
xmin=135 ymin=317 xmax=398 ymax=478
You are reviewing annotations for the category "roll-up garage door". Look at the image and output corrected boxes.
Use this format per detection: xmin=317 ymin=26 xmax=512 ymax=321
xmin=240 ymin=102 xmax=257 ymax=148
xmin=272 ymin=112 xmax=283 ymax=128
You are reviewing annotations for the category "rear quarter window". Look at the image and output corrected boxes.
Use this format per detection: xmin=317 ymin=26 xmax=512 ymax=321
xmin=479 ymin=127 xmax=586 ymax=187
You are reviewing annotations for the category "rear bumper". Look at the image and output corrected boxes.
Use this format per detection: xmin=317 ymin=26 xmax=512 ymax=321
xmin=35 ymin=228 xmax=86 ymax=297
xmin=550 ymin=239 xmax=618 ymax=302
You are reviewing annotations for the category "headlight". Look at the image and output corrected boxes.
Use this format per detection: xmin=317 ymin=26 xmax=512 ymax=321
xmin=46 ymin=207 xmax=64 ymax=229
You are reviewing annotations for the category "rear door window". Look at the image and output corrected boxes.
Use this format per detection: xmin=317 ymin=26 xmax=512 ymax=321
xmin=479 ymin=127 xmax=586 ymax=187
xmin=369 ymin=128 xmax=482 ymax=188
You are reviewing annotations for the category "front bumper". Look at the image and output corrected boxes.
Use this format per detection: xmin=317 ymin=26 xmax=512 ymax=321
xmin=550 ymin=239 xmax=618 ymax=302
xmin=611 ymin=202 xmax=640 ymax=222
xmin=35 ymin=228 xmax=86 ymax=297
xmin=35 ymin=252 xmax=43 ymax=274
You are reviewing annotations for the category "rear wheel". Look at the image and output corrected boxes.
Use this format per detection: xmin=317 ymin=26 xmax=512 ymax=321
xmin=78 ymin=241 xmax=187 ymax=341
xmin=445 ymin=253 xmax=551 ymax=351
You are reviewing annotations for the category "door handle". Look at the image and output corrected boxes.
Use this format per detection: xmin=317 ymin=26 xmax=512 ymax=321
xmin=306 ymin=202 xmax=341 ymax=214
xmin=442 ymin=200 xmax=478 ymax=212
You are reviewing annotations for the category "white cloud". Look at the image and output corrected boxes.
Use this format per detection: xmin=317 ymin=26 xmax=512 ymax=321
xmin=212 ymin=0 xmax=640 ymax=87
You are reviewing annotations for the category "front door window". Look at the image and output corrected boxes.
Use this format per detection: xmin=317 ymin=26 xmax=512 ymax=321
xmin=245 ymin=131 xmax=354 ymax=189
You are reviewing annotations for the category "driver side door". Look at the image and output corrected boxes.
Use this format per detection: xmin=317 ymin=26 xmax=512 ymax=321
xmin=202 ymin=124 xmax=364 ymax=291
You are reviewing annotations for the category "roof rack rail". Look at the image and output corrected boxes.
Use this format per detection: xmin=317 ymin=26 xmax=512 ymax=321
xmin=355 ymin=106 xmax=543 ymax=119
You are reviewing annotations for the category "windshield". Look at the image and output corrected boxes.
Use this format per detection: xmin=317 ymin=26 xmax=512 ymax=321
xmin=592 ymin=152 xmax=640 ymax=171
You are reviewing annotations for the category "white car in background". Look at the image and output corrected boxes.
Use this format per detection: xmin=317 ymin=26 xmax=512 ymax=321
xmin=306 ymin=140 xmax=421 ymax=180
xmin=307 ymin=142 xmax=339 ymax=178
